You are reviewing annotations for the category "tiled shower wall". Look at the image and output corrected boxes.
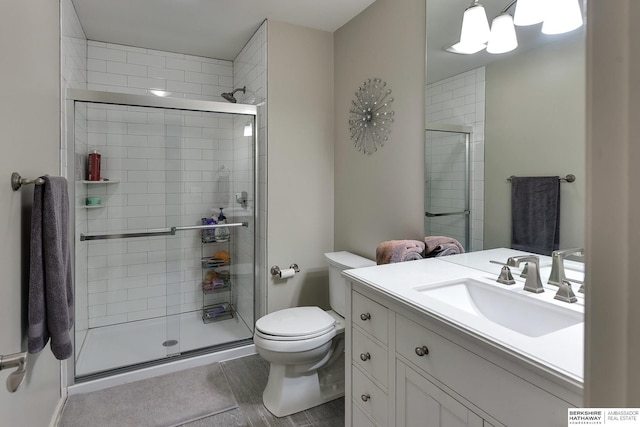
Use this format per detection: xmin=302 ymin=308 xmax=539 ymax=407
xmin=231 ymin=21 xmax=267 ymax=326
xmin=61 ymin=2 xmax=263 ymax=331
xmin=61 ymin=0 xmax=89 ymax=355
xmin=86 ymin=41 xmax=233 ymax=101
xmin=426 ymin=67 xmax=485 ymax=251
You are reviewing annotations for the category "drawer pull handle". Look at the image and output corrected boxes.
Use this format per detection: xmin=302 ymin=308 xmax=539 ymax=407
xmin=361 ymin=394 xmax=371 ymax=402
xmin=360 ymin=352 xmax=371 ymax=361
xmin=360 ymin=313 xmax=371 ymax=321
xmin=415 ymin=346 xmax=429 ymax=357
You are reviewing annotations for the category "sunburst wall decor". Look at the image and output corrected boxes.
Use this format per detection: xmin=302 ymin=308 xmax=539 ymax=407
xmin=348 ymin=78 xmax=395 ymax=155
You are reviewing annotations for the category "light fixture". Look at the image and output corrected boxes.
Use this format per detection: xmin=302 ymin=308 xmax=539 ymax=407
xmin=243 ymin=121 xmax=253 ymax=137
xmin=447 ymin=0 xmax=583 ymax=56
xmin=460 ymin=0 xmax=491 ymax=45
xmin=487 ymin=13 xmax=518 ymax=54
xmin=541 ymin=0 xmax=583 ymax=35
xmin=513 ymin=0 xmax=548 ymax=26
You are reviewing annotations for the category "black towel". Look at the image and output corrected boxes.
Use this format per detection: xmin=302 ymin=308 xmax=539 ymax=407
xmin=28 ymin=176 xmax=74 ymax=360
xmin=510 ymin=176 xmax=560 ymax=256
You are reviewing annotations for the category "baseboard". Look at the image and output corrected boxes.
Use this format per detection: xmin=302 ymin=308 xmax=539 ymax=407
xmin=48 ymin=395 xmax=66 ymax=427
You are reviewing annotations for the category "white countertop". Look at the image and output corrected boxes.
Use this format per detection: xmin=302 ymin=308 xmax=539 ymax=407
xmin=343 ymin=248 xmax=584 ymax=386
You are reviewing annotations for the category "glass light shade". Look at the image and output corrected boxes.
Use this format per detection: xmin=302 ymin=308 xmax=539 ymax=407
xmin=514 ymin=0 xmax=548 ymax=26
xmin=243 ymin=122 xmax=253 ymax=137
xmin=542 ymin=0 xmax=583 ymax=34
xmin=445 ymin=41 xmax=487 ymax=55
xmin=487 ymin=14 xmax=518 ymax=54
xmin=460 ymin=2 xmax=491 ymax=45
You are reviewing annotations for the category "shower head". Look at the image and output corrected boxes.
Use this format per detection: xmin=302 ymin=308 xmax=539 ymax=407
xmin=221 ymin=86 xmax=246 ymax=103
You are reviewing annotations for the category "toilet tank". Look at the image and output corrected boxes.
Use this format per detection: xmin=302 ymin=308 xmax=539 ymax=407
xmin=324 ymin=251 xmax=376 ymax=317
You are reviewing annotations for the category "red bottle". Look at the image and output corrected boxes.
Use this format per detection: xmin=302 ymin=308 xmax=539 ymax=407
xmin=88 ymin=150 xmax=101 ymax=181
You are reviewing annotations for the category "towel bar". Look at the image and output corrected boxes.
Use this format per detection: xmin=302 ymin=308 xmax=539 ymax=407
xmin=0 ymin=351 xmax=27 ymax=393
xmin=425 ymin=210 xmax=470 ymax=217
xmin=507 ymin=174 xmax=575 ymax=183
xmin=11 ymin=172 xmax=45 ymax=191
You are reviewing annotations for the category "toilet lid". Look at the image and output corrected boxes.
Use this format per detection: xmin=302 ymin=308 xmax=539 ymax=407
xmin=256 ymin=307 xmax=336 ymax=338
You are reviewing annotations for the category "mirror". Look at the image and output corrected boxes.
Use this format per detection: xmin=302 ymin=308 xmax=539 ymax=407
xmin=425 ymin=0 xmax=586 ymax=256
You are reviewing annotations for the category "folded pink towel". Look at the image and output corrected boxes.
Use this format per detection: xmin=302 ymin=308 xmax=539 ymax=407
xmin=376 ymin=240 xmax=425 ymax=265
xmin=424 ymin=236 xmax=465 ymax=257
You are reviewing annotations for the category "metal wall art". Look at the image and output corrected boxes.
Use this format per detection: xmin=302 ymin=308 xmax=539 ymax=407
xmin=348 ymin=78 xmax=395 ymax=155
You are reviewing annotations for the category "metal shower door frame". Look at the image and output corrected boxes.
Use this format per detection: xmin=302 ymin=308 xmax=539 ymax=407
xmin=425 ymin=123 xmax=472 ymax=251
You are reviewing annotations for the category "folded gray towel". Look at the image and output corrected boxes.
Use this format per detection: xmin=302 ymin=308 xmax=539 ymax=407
xmin=511 ymin=176 xmax=560 ymax=256
xmin=424 ymin=236 xmax=465 ymax=256
xmin=28 ymin=176 xmax=74 ymax=360
xmin=376 ymin=240 xmax=425 ymax=265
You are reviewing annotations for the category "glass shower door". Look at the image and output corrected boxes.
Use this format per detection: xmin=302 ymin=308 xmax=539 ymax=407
xmin=71 ymin=94 xmax=256 ymax=379
xmin=424 ymin=126 xmax=471 ymax=251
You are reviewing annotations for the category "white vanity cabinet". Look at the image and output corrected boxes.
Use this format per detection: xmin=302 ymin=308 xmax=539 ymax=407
xmin=345 ymin=283 xmax=581 ymax=427
xmin=397 ymin=361 xmax=484 ymax=427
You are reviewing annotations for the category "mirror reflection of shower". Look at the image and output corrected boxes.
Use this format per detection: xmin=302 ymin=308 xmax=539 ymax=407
xmin=221 ymin=86 xmax=246 ymax=103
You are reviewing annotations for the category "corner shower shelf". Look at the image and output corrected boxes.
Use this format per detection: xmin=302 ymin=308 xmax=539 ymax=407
xmin=81 ymin=179 xmax=120 ymax=209
xmin=81 ymin=179 xmax=120 ymax=184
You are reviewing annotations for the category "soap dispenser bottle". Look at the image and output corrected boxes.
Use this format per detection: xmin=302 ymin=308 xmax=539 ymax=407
xmin=214 ymin=208 xmax=230 ymax=242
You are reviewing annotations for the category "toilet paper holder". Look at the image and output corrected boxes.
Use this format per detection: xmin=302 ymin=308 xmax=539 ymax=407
xmin=270 ymin=264 xmax=300 ymax=277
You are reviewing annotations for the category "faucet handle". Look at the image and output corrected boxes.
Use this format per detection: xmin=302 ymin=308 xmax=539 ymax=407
xmin=489 ymin=260 xmax=516 ymax=285
xmin=554 ymin=279 xmax=578 ymax=303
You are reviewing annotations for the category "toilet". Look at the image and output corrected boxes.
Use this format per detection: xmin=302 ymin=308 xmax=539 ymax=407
xmin=253 ymin=251 xmax=376 ymax=417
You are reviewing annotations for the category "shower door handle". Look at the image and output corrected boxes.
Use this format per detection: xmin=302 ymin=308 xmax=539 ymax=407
xmin=425 ymin=210 xmax=470 ymax=217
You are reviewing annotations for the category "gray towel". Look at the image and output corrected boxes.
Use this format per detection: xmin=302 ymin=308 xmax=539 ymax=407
xmin=28 ymin=176 xmax=74 ymax=360
xmin=510 ymin=176 xmax=560 ymax=256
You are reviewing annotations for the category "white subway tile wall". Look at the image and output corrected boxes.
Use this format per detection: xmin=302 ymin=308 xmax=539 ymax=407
xmin=232 ymin=22 xmax=267 ymax=325
xmin=426 ymin=67 xmax=485 ymax=251
xmin=63 ymin=14 xmax=265 ymax=338
xmin=87 ymin=41 xmax=233 ymax=102
xmin=61 ymin=0 xmax=89 ymax=357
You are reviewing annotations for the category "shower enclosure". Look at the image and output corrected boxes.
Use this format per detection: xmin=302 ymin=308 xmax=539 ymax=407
xmin=424 ymin=124 xmax=471 ymax=251
xmin=66 ymin=90 xmax=258 ymax=379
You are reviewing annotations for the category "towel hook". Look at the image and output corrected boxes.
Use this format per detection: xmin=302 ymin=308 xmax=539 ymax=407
xmin=11 ymin=172 xmax=45 ymax=191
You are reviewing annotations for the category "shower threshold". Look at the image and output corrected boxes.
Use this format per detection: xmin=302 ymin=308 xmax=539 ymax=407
xmin=75 ymin=311 xmax=253 ymax=377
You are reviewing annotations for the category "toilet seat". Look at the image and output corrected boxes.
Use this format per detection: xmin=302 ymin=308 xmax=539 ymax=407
xmin=255 ymin=306 xmax=336 ymax=339
xmin=254 ymin=327 xmax=337 ymax=353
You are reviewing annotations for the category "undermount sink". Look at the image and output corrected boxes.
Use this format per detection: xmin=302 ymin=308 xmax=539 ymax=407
xmin=413 ymin=278 xmax=583 ymax=338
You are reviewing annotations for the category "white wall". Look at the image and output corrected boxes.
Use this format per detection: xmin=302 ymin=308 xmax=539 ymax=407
xmin=266 ymin=21 xmax=334 ymax=312
xmin=334 ymin=0 xmax=426 ymax=259
xmin=0 ymin=2 xmax=62 ymax=425
xmin=585 ymin=0 xmax=640 ymax=406
xmin=484 ymin=32 xmax=586 ymax=251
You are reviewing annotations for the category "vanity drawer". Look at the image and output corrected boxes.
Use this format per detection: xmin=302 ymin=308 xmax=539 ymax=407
xmin=352 ymin=327 xmax=388 ymax=387
xmin=352 ymin=291 xmax=388 ymax=345
xmin=352 ymin=404 xmax=377 ymax=427
xmin=352 ymin=364 xmax=388 ymax=426
xmin=395 ymin=314 xmax=572 ymax=427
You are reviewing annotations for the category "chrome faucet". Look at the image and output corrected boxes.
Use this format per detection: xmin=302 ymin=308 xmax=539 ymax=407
xmin=506 ymin=255 xmax=545 ymax=293
xmin=548 ymin=248 xmax=584 ymax=286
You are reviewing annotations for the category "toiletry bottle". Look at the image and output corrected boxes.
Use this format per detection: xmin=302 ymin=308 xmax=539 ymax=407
xmin=88 ymin=150 xmax=101 ymax=181
xmin=214 ymin=208 xmax=230 ymax=242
